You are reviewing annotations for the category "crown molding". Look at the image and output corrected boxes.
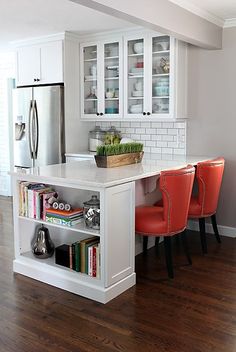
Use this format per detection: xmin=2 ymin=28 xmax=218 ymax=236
xmin=168 ymin=0 xmax=224 ymax=27
xmin=224 ymin=18 xmax=236 ymax=28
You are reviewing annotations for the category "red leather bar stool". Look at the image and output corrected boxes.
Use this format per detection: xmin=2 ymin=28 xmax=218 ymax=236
xmin=135 ymin=166 xmax=195 ymax=278
xmin=188 ymin=157 xmax=225 ymax=254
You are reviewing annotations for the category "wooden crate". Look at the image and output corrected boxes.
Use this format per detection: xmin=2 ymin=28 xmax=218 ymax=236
xmin=95 ymin=152 xmax=144 ymax=168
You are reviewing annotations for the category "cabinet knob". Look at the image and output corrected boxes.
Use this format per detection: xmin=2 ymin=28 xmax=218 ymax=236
xmin=96 ymin=112 xmax=100 ymax=116
xmin=34 ymin=78 xmax=37 ymax=82
xmin=143 ymin=112 xmax=146 ymax=116
xmin=147 ymin=112 xmax=151 ymax=116
xmin=100 ymin=113 xmax=103 ymax=116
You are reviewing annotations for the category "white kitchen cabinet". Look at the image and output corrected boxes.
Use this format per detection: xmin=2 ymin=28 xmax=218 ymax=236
xmin=124 ymin=32 xmax=175 ymax=119
xmin=79 ymin=30 xmax=187 ymax=121
xmin=80 ymin=38 xmax=123 ymax=120
xmin=16 ymin=40 xmax=63 ymax=86
xmin=11 ymin=171 xmax=135 ymax=303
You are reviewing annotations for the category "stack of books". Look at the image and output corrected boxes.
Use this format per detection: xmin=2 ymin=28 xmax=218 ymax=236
xmin=55 ymin=236 xmax=100 ymax=278
xmin=45 ymin=207 xmax=84 ymax=227
xmin=18 ymin=181 xmax=56 ymax=220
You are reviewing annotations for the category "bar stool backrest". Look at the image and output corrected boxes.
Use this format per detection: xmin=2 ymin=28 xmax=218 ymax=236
xmin=196 ymin=157 xmax=225 ymax=217
xmin=160 ymin=165 xmax=195 ymax=234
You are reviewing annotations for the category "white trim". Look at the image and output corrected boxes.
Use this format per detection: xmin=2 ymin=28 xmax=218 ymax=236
xmin=168 ymin=0 xmax=224 ymax=28
xmin=187 ymin=220 xmax=236 ymax=238
xmin=224 ymin=18 xmax=236 ymax=28
xmin=10 ymin=32 xmax=66 ymax=47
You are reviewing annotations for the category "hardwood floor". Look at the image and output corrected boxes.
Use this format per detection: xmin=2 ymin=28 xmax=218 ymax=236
xmin=0 ymin=195 xmax=236 ymax=352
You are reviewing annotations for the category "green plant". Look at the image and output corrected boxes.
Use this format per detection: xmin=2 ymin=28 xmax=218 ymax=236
xmin=96 ymin=142 xmax=143 ymax=156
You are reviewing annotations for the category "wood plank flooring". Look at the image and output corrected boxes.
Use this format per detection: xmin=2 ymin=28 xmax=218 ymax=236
xmin=0 ymin=195 xmax=236 ymax=352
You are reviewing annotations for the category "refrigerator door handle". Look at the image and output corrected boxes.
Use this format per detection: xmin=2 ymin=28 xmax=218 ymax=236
xmin=28 ymin=100 xmax=34 ymax=159
xmin=33 ymin=100 xmax=39 ymax=159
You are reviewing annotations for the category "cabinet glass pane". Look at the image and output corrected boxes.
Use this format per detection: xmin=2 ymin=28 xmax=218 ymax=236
xmin=152 ymin=36 xmax=170 ymax=114
xmin=104 ymin=42 xmax=119 ymax=115
xmin=127 ymin=39 xmax=144 ymax=114
xmin=83 ymin=45 xmax=98 ymax=115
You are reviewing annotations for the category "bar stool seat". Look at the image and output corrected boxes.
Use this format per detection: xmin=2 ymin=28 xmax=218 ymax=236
xmin=135 ymin=206 xmax=167 ymax=236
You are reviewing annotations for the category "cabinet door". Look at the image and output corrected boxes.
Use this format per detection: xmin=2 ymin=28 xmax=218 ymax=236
xmin=81 ymin=39 xmax=122 ymax=120
xmin=81 ymin=43 xmax=99 ymax=118
xmin=124 ymin=35 xmax=148 ymax=118
xmin=40 ymin=41 xmax=63 ymax=84
xmin=150 ymin=35 xmax=174 ymax=117
xmin=102 ymin=40 xmax=122 ymax=119
xmin=17 ymin=46 xmax=41 ymax=86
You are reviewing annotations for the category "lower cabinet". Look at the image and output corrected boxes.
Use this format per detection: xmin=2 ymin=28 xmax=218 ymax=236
xmin=12 ymin=175 xmax=135 ymax=303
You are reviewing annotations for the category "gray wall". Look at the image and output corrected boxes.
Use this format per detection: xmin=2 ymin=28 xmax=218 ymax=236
xmin=187 ymin=27 xmax=236 ymax=228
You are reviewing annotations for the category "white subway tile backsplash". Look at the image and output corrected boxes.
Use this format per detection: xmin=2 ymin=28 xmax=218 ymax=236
xmin=146 ymin=128 xmax=157 ymax=135
xmin=156 ymin=141 xmax=168 ymax=147
xmin=157 ymin=129 xmax=167 ymax=135
xmin=168 ymin=141 xmax=178 ymax=148
xmin=131 ymin=134 xmax=140 ymax=140
xmin=151 ymin=135 xmax=162 ymax=141
xmin=135 ymin=128 xmax=145 ymax=134
xmin=151 ymin=122 xmax=162 ymax=128
xmin=125 ymin=128 xmax=135 ymax=134
xmin=174 ymin=148 xmax=186 ymax=155
xmin=167 ymin=128 xmax=178 ymax=135
xmin=146 ymin=141 xmax=156 ymax=147
xmin=131 ymin=122 xmax=141 ymax=128
xmin=141 ymin=134 xmax=151 ymax=141
xmin=162 ymin=148 xmax=173 ymax=154
xmin=140 ymin=122 xmax=151 ymax=128
xmin=162 ymin=122 xmax=173 ymax=128
xmin=174 ymin=122 xmax=185 ymax=128
xmin=152 ymin=147 xmax=162 ymax=154
xmin=122 ymin=122 xmax=130 ymax=127
xmin=162 ymin=135 xmax=174 ymax=141
xmin=96 ymin=120 xmax=187 ymax=156
xmin=143 ymin=146 xmax=151 ymax=153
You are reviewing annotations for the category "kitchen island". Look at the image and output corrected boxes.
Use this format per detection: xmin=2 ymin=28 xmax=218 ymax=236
xmin=11 ymin=154 xmax=212 ymax=303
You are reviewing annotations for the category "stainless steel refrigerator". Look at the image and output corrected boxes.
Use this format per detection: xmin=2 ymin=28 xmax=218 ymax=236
xmin=13 ymin=85 xmax=65 ymax=169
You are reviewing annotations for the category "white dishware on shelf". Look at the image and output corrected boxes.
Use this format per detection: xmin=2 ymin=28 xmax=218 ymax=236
xmin=134 ymin=81 xmax=142 ymax=91
xmin=133 ymin=42 xmax=143 ymax=54
xmin=161 ymin=41 xmax=169 ymax=51
xmin=130 ymin=67 xmax=143 ymax=75
xmin=132 ymin=90 xmax=143 ymax=97
xmin=130 ymin=104 xmax=143 ymax=114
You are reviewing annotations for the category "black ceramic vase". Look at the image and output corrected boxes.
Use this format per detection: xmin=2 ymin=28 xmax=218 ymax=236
xmin=32 ymin=225 xmax=54 ymax=259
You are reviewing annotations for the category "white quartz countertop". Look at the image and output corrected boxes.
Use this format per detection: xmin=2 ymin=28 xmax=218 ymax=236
xmin=11 ymin=154 xmax=214 ymax=188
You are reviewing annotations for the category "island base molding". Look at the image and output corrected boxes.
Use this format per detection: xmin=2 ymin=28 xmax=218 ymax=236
xmin=13 ymin=258 xmax=136 ymax=304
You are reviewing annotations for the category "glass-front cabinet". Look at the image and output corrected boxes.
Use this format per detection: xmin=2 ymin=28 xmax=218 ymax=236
xmin=81 ymin=39 xmax=122 ymax=119
xmin=124 ymin=33 xmax=174 ymax=118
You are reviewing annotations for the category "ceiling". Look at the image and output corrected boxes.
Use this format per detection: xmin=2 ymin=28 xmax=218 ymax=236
xmin=1 ymin=0 xmax=236 ymax=52
xmin=169 ymin=0 xmax=236 ymax=26
xmin=0 ymin=0 xmax=133 ymax=51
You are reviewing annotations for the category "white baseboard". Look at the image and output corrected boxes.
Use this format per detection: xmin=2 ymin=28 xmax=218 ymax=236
xmin=187 ymin=220 xmax=236 ymax=238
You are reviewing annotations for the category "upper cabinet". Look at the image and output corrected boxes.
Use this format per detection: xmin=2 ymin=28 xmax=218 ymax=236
xmin=80 ymin=38 xmax=122 ymax=119
xmin=80 ymin=30 xmax=186 ymax=121
xmin=124 ymin=33 xmax=174 ymax=119
xmin=16 ymin=40 xmax=64 ymax=86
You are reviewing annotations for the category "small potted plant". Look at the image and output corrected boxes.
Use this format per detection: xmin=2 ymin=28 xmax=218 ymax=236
xmin=95 ymin=142 xmax=144 ymax=168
